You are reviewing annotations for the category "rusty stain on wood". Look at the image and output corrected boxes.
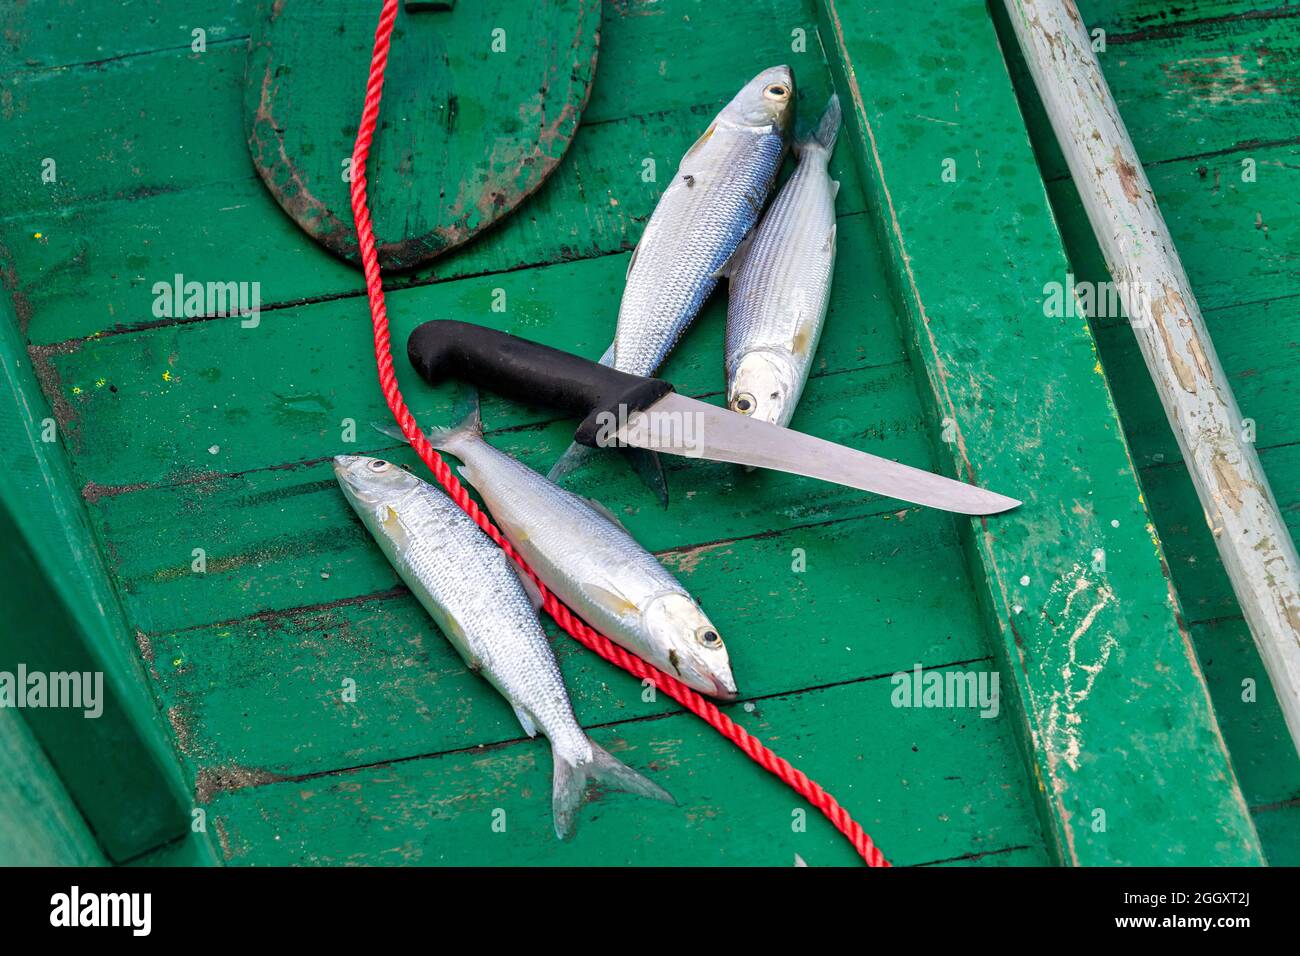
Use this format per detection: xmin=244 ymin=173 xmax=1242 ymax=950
xmin=244 ymin=1 xmax=602 ymax=270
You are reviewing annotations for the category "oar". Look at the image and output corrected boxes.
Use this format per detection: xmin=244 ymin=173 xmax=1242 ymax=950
xmin=1003 ymin=0 xmax=1300 ymax=756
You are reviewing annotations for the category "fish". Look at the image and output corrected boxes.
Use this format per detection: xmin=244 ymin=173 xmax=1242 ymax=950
xmin=549 ymin=65 xmax=797 ymax=488
xmin=725 ymin=94 xmax=841 ymax=428
xmin=333 ymin=454 xmax=673 ymax=839
xmin=375 ymin=398 xmax=738 ymax=699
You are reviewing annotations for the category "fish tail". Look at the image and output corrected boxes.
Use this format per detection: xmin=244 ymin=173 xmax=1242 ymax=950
xmin=551 ymin=740 xmax=674 ymax=840
xmin=371 ymin=388 xmax=482 ymax=454
xmin=798 ymin=93 xmax=841 ymax=157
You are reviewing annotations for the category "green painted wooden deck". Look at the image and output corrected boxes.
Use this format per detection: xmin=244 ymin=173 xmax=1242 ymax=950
xmin=0 ymin=0 xmax=1292 ymax=866
xmin=996 ymin=0 xmax=1300 ymax=864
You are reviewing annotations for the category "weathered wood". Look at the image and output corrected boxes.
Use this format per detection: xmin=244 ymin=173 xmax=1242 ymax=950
xmin=0 ymin=709 xmax=103 ymax=866
xmin=244 ymin=0 xmax=600 ymax=269
xmin=820 ymin=0 xmax=1263 ymax=864
xmin=150 ymin=507 xmax=978 ymax=778
xmin=0 ymin=296 xmax=207 ymax=863
xmin=0 ymin=0 xmax=252 ymax=73
xmin=8 ymin=0 xmax=1282 ymax=866
xmin=994 ymin=0 xmax=1300 ymax=862
xmin=2 ymin=0 xmax=1055 ymax=864
xmin=1004 ymin=0 xmax=1300 ymax=758
xmin=206 ymin=672 xmax=1043 ymax=866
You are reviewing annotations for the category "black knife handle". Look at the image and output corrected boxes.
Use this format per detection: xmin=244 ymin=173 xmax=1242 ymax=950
xmin=407 ymin=320 xmax=674 ymax=447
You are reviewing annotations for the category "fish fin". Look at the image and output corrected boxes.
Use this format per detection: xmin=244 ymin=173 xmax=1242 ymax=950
xmin=823 ymin=222 xmax=837 ymax=254
xmin=370 ymin=389 xmax=482 ymax=455
xmin=377 ymin=504 xmax=412 ymax=551
xmin=371 ymin=421 xmax=408 ymax=443
xmin=596 ymin=343 xmax=615 ymax=368
xmin=582 ymin=496 xmax=629 ymax=532
xmin=508 ymin=561 xmax=545 ymax=611
xmin=683 ymin=120 xmax=717 ymax=160
xmin=625 ymin=236 xmax=641 ymax=280
xmin=547 ymin=441 xmax=598 ymax=483
xmin=551 ymin=740 xmax=675 ymax=840
xmin=584 ymin=582 xmax=641 ymax=622
xmin=434 ymin=610 xmax=480 ymax=673
xmin=831 ymin=179 xmax=841 ymax=198
xmin=796 ymin=93 xmax=841 ymax=157
xmin=716 ymin=230 xmax=756 ymax=281
xmin=512 ymin=704 xmax=539 ymax=739
xmin=622 ymin=445 xmax=669 ymax=508
xmin=549 ymin=441 xmax=667 ymax=507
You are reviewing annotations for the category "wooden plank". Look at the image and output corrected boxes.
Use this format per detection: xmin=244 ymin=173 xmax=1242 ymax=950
xmin=1082 ymin=1 xmax=1300 ymax=37
xmin=2 ymin=0 xmax=1055 ymax=866
xmin=1192 ymin=616 xmax=1300 ymax=808
xmin=150 ymin=508 xmax=981 ymax=778
xmin=206 ymin=671 xmax=1043 ymax=866
xmin=0 ymin=0 xmax=252 ymax=73
xmin=1050 ymin=143 xmax=1300 ymax=325
xmin=1141 ymin=444 xmax=1299 ymax=625
xmin=1027 ymin=10 xmax=1300 ymax=179
xmin=998 ymin=0 xmax=1300 ymax=861
xmin=0 ymin=0 xmax=835 ymax=224
xmin=1006 ymin=0 xmax=1300 ymax=757
xmin=0 ymin=708 xmax=104 ymax=866
xmin=1093 ymin=300 xmax=1300 ymax=473
xmin=89 ymin=362 xmax=922 ymax=634
xmin=6 ymin=103 xmax=867 ymax=347
xmin=0 ymin=297 xmax=206 ymax=863
xmin=37 ymin=212 xmax=892 ymax=488
xmin=820 ymin=0 xmax=1264 ymax=863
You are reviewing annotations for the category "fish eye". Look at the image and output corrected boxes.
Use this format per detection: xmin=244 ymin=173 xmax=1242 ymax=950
xmin=696 ymin=627 xmax=723 ymax=648
xmin=367 ymin=459 xmax=391 ymax=473
xmin=731 ymin=393 xmax=756 ymax=415
xmin=765 ymin=84 xmax=788 ymax=99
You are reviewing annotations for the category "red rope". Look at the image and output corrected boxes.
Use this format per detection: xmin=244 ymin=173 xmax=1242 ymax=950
xmin=349 ymin=0 xmax=888 ymax=867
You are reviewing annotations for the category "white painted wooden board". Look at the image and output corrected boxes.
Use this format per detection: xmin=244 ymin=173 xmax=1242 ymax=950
xmin=1003 ymin=0 xmax=1300 ymax=757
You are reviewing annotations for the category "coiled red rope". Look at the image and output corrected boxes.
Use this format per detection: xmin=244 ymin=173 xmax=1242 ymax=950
xmin=350 ymin=0 xmax=887 ymax=867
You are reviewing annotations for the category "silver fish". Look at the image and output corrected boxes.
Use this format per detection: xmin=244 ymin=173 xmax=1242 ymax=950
xmin=550 ymin=65 xmax=796 ymax=483
xmin=334 ymin=455 xmax=672 ymax=839
xmin=377 ymin=402 xmax=738 ymax=699
xmin=726 ymin=94 xmax=841 ymax=428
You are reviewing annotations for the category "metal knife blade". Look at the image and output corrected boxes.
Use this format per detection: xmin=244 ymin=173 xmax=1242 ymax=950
xmin=609 ymin=391 xmax=1021 ymax=516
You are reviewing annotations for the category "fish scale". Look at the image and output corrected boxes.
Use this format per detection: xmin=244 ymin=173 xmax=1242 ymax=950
xmin=615 ymin=127 xmax=787 ymax=376
xmin=333 ymin=455 xmax=673 ymax=839
xmin=376 ymin=401 xmax=738 ymax=698
xmin=726 ymin=95 xmax=842 ymax=428
xmin=547 ymin=66 xmax=795 ymax=491
xmin=359 ymin=471 xmax=586 ymax=755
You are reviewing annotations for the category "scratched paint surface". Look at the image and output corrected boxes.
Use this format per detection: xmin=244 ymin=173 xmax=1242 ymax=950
xmin=0 ymin=0 xmax=1055 ymax=866
xmin=998 ymin=0 xmax=1300 ymax=864
xmin=244 ymin=1 xmax=601 ymax=269
xmin=0 ymin=0 xmax=1263 ymax=865
xmin=821 ymin=0 xmax=1261 ymax=864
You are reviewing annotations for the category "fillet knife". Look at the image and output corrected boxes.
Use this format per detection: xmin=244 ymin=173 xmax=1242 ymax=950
xmin=407 ymin=321 xmax=1021 ymax=516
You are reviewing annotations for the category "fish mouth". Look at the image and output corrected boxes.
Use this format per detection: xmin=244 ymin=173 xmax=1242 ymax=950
xmin=711 ymin=673 xmax=739 ymax=700
xmin=332 ymin=455 xmax=360 ymax=483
